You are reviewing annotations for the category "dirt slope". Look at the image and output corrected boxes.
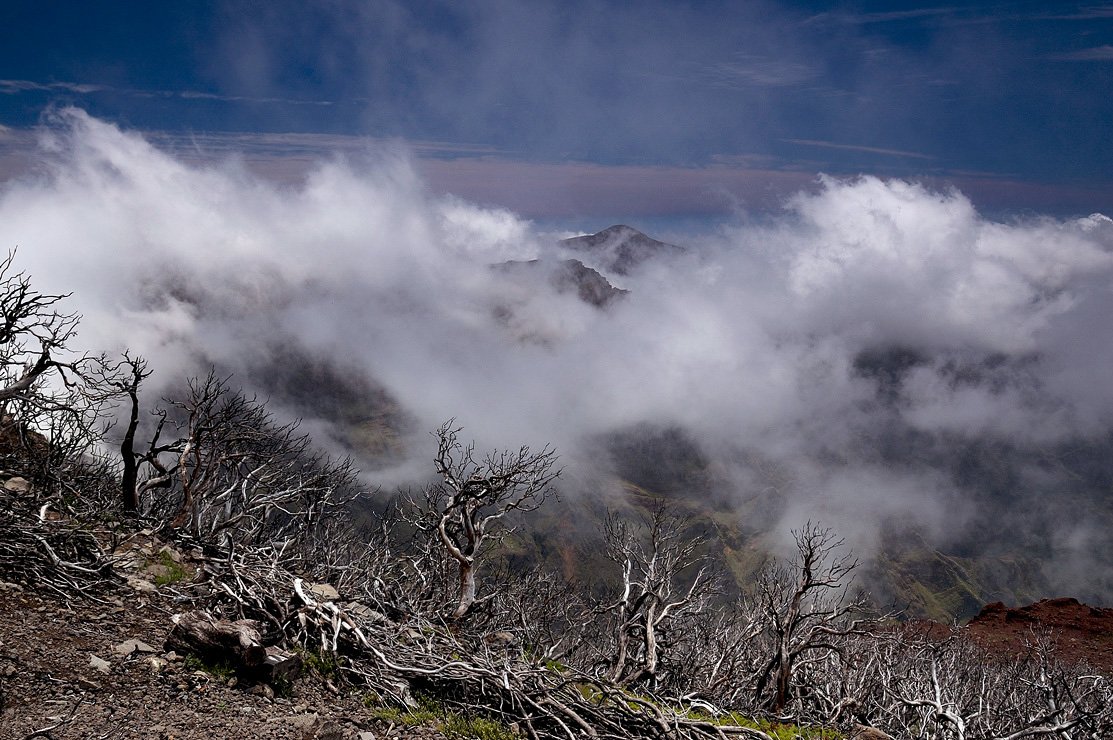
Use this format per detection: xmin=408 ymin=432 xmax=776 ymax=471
xmin=0 ymin=581 xmax=443 ymax=740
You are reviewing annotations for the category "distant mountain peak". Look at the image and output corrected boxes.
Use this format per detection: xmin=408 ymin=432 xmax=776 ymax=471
xmin=593 ymin=224 xmax=642 ymax=238
xmin=559 ymin=225 xmax=685 ymax=276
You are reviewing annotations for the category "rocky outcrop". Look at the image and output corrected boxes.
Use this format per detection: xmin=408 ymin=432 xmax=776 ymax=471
xmin=494 ymin=257 xmax=626 ymax=308
xmin=966 ymin=597 xmax=1113 ymax=670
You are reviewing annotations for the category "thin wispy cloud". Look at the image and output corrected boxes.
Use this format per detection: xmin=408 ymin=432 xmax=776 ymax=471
xmin=144 ymin=131 xmax=502 ymax=165
xmin=0 ymin=79 xmax=105 ymax=95
xmin=782 ymin=139 xmax=935 ymax=160
xmin=0 ymin=78 xmax=333 ymax=106
xmin=1038 ymin=6 xmax=1113 ymax=20
xmin=172 ymin=90 xmax=333 ymax=106
xmin=702 ymin=56 xmax=817 ymax=88
xmin=1050 ymin=45 xmax=1113 ymax=61
xmin=804 ymin=7 xmax=958 ymax=25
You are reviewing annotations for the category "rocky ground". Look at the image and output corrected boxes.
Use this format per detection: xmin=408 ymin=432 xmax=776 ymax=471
xmin=966 ymin=597 xmax=1113 ymax=672
xmin=6 ymin=576 xmax=1112 ymax=740
xmin=0 ymin=536 xmax=447 ymax=740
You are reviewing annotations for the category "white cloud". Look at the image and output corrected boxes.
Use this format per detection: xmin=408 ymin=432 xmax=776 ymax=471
xmin=3 ymin=111 xmax=1113 ymax=586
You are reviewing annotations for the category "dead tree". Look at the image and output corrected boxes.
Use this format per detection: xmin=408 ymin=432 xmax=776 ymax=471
xmin=412 ymin=421 xmax=559 ymax=620
xmin=89 ymin=353 xmax=186 ymax=517
xmin=0 ymin=252 xmax=81 ymax=409
xmin=0 ymin=251 xmax=109 ymax=475
xmin=163 ymin=370 xmax=359 ymax=553
xmin=598 ymin=504 xmax=714 ymax=689
xmin=89 ymin=352 xmax=155 ymax=512
xmin=750 ymin=522 xmax=872 ymax=715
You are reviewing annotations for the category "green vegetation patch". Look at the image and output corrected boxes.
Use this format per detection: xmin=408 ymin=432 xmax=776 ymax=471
xmin=365 ymin=695 xmax=516 ymax=740
xmin=152 ymin=549 xmax=188 ymax=586
xmin=441 ymin=714 xmax=517 ymax=740
xmin=182 ymin=652 xmax=237 ymax=681
xmin=683 ymin=709 xmax=844 ymax=739
xmin=300 ymin=648 xmax=345 ymax=680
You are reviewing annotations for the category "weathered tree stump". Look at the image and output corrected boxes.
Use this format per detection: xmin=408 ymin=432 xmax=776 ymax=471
xmin=263 ymin=647 xmax=303 ymax=683
xmin=165 ymin=611 xmax=267 ymax=668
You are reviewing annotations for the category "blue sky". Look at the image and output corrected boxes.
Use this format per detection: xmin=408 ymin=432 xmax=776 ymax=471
xmin=2 ymin=0 xmax=1112 ymax=220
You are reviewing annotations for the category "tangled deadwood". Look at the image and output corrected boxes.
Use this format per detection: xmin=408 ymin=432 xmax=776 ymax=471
xmin=191 ymin=545 xmax=785 ymax=740
xmin=0 ymin=481 xmax=119 ymax=601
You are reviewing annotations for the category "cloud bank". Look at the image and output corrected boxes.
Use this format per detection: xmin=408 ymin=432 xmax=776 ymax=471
xmin=3 ymin=110 xmax=1113 ymax=600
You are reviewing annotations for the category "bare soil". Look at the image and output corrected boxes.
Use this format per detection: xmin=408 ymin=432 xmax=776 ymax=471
xmin=0 ymin=581 xmax=445 ymax=740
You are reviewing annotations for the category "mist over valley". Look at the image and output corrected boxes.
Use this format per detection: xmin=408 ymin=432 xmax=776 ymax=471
xmin=3 ymin=111 xmax=1112 ymax=619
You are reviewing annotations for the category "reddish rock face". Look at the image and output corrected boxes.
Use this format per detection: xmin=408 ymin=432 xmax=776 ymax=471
xmin=965 ymin=598 xmax=1113 ymax=672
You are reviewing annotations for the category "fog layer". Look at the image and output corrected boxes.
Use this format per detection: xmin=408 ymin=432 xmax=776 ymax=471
xmin=3 ymin=111 xmax=1112 ymax=599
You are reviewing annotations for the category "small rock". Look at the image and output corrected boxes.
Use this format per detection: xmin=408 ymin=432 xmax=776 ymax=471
xmin=159 ymin=544 xmax=184 ymax=563
xmin=264 ymin=648 xmax=304 ymax=683
xmin=164 ymin=651 xmax=182 ymax=662
xmin=293 ymin=703 xmax=309 ymax=713
xmin=126 ymin=576 xmax=157 ymax=593
xmin=308 ymin=582 xmax=340 ymax=602
xmin=290 ymin=716 xmax=346 ymax=740
xmin=312 ymin=720 xmax=346 ymax=740
xmin=248 ymin=683 xmax=274 ymax=699
xmin=88 ymin=654 xmax=111 ymax=674
xmin=2 ymin=664 xmax=15 ymax=677
xmin=145 ymin=563 xmax=173 ymax=578
xmin=148 ymin=657 xmax=167 ymax=673
xmin=290 ymin=713 xmax=320 ymax=731
xmin=346 ymin=602 xmax=388 ymax=624
xmin=114 ymin=639 xmax=158 ymax=655
xmin=358 ymin=733 xmax=377 ymax=740
xmin=77 ymin=677 xmax=101 ymax=691
xmin=3 ymin=476 xmax=30 ymax=492
xmin=484 ymin=631 xmax=518 ymax=649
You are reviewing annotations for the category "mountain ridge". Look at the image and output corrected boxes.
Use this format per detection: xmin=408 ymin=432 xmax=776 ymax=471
xmin=559 ymin=224 xmax=686 ymax=276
